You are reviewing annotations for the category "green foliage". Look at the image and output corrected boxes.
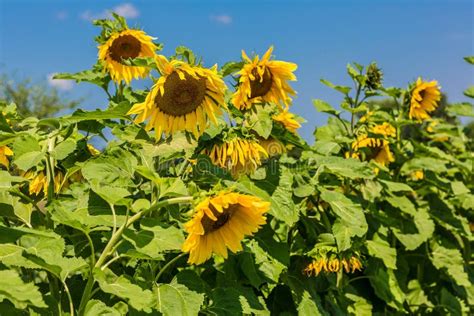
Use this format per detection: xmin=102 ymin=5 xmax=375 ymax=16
xmin=0 ymin=14 xmax=472 ymax=316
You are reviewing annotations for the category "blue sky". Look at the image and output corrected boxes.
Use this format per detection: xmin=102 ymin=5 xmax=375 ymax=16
xmin=0 ymin=0 xmax=472 ymax=141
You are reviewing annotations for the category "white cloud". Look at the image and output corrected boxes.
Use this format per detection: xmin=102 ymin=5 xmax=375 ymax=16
xmin=210 ymin=14 xmax=233 ymax=25
xmin=114 ymin=3 xmax=139 ymax=19
xmin=47 ymin=74 xmax=74 ymax=91
xmin=80 ymin=3 xmax=139 ymax=21
xmin=55 ymin=11 xmax=68 ymax=21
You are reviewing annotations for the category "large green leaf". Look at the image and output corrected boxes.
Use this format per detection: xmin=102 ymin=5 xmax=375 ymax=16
xmin=122 ymin=219 xmax=184 ymax=260
xmin=94 ymin=269 xmax=154 ymax=312
xmin=366 ymin=233 xmax=397 ymax=269
xmin=430 ymin=242 xmax=470 ymax=288
xmin=0 ymin=269 xmax=46 ymax=309
xmin=270 ymin=166 xmax=299 ymax=226
xmin=366 ymin=260 xmax=405 ymax=310
xmin=153 ymin=282 xmax=204 ymax=316
xmin=320 ymin=190 xmax=368 ymax=251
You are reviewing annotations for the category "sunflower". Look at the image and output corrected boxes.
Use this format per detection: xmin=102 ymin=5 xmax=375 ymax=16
xmin=25 ymin=170 xmax=64 ymax=196
xmin=411 ymin=170 xmax=424 ymax=181
xmin=371 ymin=122 xmax=396 ymax=137
xmin=409 ymin=78 xmax=441 ymax=121
xmin=127 ymin=55 xmax=226 ymax=137
xmin=87 ymin=144 xmax=101 ymax=156
xmin=273 ymin=110 xmax=301 ymax=134
xmin=303 ymin=256 xmax=363 ymax=276
xmin=0 ymin=146 xmax=13 ymax=168
xmin=232 ymin=46 xmax=297 ymax=110
xmin=98 ymin=29 xmax=158 ymax=84
xmin=351 ymin=135 xmax=395 ymax=167
xmin=204 ymin=138 xmax=268 ymax=177
xmin=182 ymin=191 xmax=270 ymax=265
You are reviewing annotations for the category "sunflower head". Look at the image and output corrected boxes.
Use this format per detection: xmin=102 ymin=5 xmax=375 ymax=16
xmin=0 ymin=146 xmax=13 ymax=168
xmin=273 ymin=110 xmax=301 ymax=134
xmin=304 ymin=255 xmax=363 ymax=276
xmin=25 ymin=170 xmax=64 ymax=196
xmin=127 ymin=56 xmax=227 ymax=138
xmin=409 ymin=78 xmax=441 ymax=121
xmin=366 ymin=62 xmax=383 ymax=90
xmin=370 ymin=122 xmax=396 ymax=138
xmin=231 ymin=46 xmax=297 ymax=110
xmin=182 ymin=191 xmax=270 ymax=265
xmin=98 ymin=28 xmax=158 ymax=84
xmin=352 ymin=135 xmax=394 ymax=167
xmin=204 ymin=137 xmax=268 ymax=178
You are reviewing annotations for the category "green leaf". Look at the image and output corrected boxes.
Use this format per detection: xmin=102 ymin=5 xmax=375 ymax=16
xmin=270 ymin=167 xmax=299 ymax=226
xmin=247 ymin=239 xmax=286 ymax=284
xmin=0 ymin=171 xmax=26 ymax=189
xmin=366 ymin=233 xmax=397 ymax=269
xmin=153 ymin=282 xmax=204 ymax=316
xmin=406 ymin=280 xmax=432 ymax=312
xmin=379 ymin=179 xmax=413 ymax=192
xmin=385 ymin=195 xmax=416 ymax=216
xmin=446 ymin=102 xmax=474 ymax=117
xmin=52 ymin=138 xmax=76 ymax=160
xmin=312 ymin=140 xmax=341 ymax=156
xmin=122 ymin=219 xmax=184 ymax=259
xmin=463 ymin=86 xmax=474 ymax=98
xmin=61 ymin=102 xmax=130 ymax=125
xmin=307 ymin=155 xmax=374 ymax=180
xmin=321 ymin=190 xmax=368 ymax=251
xmin=320 ymin=79 xmax=351 ymax=94
xmin=297 ymin=291 xmax=322 ymax=316
xmin=346 ymin=293 xmax=373 ymax=316
xmin=0 ymin=269 xmax=46 ymax=309
xmin=451 ymin=181 xmax=470 ymax=196
xmin=84 ymin=299 xmax=121 ymax=316
xmin=366 ymin=260 xmax=405 ymax=310
xmin=207 ymin=288 xmax=243 ymax=315
xmin=249 ymin=105 xmax=273 ymax=138
xmin=11 ymin=135 xmax=40 ymax=158
xmin=94 ymin=269 xmax=154 ymax=312
xmin=431 ymin=242 xmax=470 ymax=288
xmin=392 ymin=208 xmax=434 ymax=250
xmin=13 ymin=151 xmax=44 ymax=171
xmin=464 ymin=56 xmax=474 ymax=64
xmin=312 ymin=99 xmax=341 ymax=116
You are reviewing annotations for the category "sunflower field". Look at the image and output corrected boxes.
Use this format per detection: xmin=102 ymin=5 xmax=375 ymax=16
xmin=0 ymin=14 xmax=473 ymax=315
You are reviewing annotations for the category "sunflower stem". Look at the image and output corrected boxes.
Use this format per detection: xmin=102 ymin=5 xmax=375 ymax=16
xmin=155 ymin=252 xmax=187 ymax=283
xmin=78 ymin=196 xmax=193 ymax=315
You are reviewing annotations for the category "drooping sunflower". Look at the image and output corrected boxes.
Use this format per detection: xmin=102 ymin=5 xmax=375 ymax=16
xmin=409 ymin=78 xmax=441 ymax=121
xmin=98 ymin=28 xmax=158 ymax=84
xmin=127 ymin=55 xmax=227 ymax=137
xmin=303 ymin=256 xmax=363 ymax=276
xmin=351 ymin=135 xmax=395 ymax=167
xmin=370 ymin=122 xmax=396 ymax=137
xmin=204 ymin=138 xmax=268 ymax=177
xmin=24 ymin=170 xmax=64 ymax=196
xmin=0 ymin=146 xmax=13 ymax=168
xmin=273 ymin=110 xmax=301 ymax=134
xmin=182 ymin=191 xmax=270 ymax=265
xmin=232 ymin=46 xmax=297 ymax=110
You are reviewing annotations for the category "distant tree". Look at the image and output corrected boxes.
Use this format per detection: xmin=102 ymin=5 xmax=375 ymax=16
xmin=0 ymin=74 xmax=81 ymax=118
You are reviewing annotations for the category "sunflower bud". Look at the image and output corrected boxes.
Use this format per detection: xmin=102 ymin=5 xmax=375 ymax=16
xmin=366 ymin=63 xmax=383 ymax=90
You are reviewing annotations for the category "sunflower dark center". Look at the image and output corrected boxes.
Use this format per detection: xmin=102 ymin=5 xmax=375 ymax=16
xmin=201 ymin=204 xmax=238 ymax=234
xmin=249 ymin=68 xmax=273 ymax=99
xmin=154 ymin=72 xmax=207 ymax=116
xmin=109 ymin=35 xmax=142 ymax=63
xmin=418 ymin=89 xmax=426 ymax=100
